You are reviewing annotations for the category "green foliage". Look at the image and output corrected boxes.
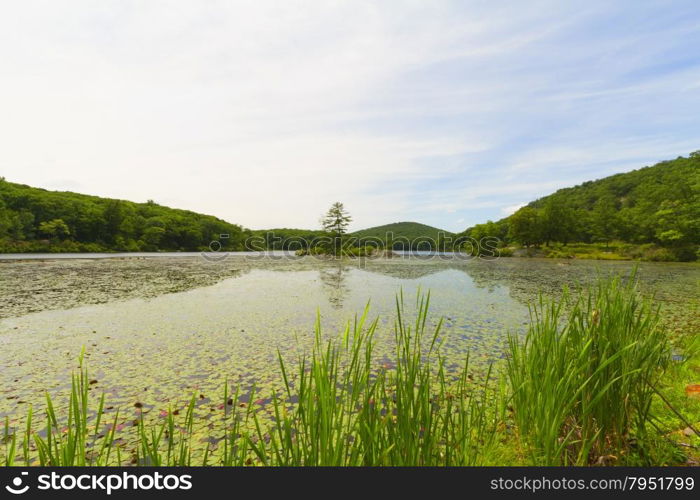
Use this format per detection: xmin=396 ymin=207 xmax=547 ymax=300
xmin=507 ymin=277 xmax=670 ymax=465
xmin=591 ymin=194 xmax=619 ymax=246
xmin=0 ymin=179 xmax=250 ymax=252
xmin=352 ymin=221 xmax=454 ymax=250
xmin=541 ymin=196 xmax=577 ymax=245
xmin=462 ymin=153 xmax=700 ymax=260
xmin=497 ymin=246 xmax=514 ymax=257
xmin=2 ymin=280 xmax=694 ymax=466
xmin=321 ymin=202 xmax=352 ymax=235
xmin=253 ymin=222 xmax=456 ymax=252
xmin=38 ymin=218 xmax=70 ymax=239
xmin=506 ymin=207 xmax=542 ymax=247
xmin=320 ymin=202 xmax=352 ymax=255
xmin=4 ymin=293 xmax=503 ymax=466
xmin=295 ymin=245 xmax=382 ymax=257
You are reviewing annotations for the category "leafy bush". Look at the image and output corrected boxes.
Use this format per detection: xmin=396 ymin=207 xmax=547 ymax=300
xmin=498 ymin=247 xmax=514 ymax=257
xmin=643 ymin=247 xmax=676 ymax=262
xmin=669 ymin=246 xmax=698 ymax=262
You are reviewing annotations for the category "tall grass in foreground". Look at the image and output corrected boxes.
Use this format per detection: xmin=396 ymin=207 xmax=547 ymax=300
xmin=3 ymin=292 xmax=502 ymax=466
xmin=507 ymin=276 xmax=670 ymax=465
xmin=3 ymin=349 xmax=122 ymax=466
xmin=256 ymin=292 xmax=502 ymax=465
xmin=2 ymin=277 xmax=678 ymax=466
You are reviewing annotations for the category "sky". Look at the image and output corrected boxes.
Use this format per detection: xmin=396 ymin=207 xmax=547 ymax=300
xmin=1 ymin=1 xmax=699 ymax=232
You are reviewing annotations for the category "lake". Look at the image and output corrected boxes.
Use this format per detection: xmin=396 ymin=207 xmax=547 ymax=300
xmin=0 ymin=254 xmax=698 ymax=454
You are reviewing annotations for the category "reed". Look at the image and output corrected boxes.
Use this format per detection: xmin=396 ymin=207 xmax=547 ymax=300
xmin=252 ymin=292 xmax=502 ymax=465
xmin=506 ymin=276 xmax=670 ymax=465
xmin=0 ymin=278 xmax=678 ymax=466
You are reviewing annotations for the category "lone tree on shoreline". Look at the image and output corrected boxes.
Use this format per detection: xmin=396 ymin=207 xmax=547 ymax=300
xmin=321 ymin=202 xmax=352 ymax=255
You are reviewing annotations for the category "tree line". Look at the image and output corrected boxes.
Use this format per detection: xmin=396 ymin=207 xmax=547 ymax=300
xmin=0 ymin=179 xmax=250 ymax=252
xmin=1 ymin=152 xmax=697 ymax=257
xmin=459 ymin=152 xmax=700 ymax=260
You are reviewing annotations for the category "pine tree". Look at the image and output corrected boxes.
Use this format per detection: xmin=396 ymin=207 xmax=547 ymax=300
xmin=321 ymin=202 xmax=352 ymax=255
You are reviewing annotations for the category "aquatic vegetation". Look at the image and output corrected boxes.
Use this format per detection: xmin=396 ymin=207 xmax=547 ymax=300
xmin=506 ymin=277 xmax=671 ymax=465
xmin=2 ymin=277 xmax=693 ymax=466
xmin=253 ymin=294 xmax=501 ymax=466
xmin=3 ymin=292 xmax=505 ymax=466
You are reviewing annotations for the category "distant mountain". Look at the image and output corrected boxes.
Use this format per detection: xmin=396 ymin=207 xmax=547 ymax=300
xmin=0 ymin=179 xmax=250 ymax=253
xmin=460 ymin=152 xmax=700 ymax=260
xmin=249 ymin=222 xmax=453 ymax=250
xmin=352 ymin=222 xmax=453 ymax=250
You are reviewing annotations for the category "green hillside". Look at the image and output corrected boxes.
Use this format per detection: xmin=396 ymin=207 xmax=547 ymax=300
xmin=250 ymin=222 xmax=453 ymax=251
xmin=0 ymin=179 xmax=250 ymax=253
xmin=0 ymin=178 xmax=452 ymax=254
xmin=352 ymin=222 xmax=453 ymax=250
xmin=461 ymin=152 xmax=700 ymax=261
xmin=4 ymin=152 xmax=697 ymax=258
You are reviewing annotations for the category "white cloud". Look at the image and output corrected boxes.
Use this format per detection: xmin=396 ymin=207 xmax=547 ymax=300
xmin=1 ymin=1 xmax=698 ymax=231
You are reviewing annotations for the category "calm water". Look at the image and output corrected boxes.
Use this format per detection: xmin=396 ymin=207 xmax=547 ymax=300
xmin=0 ymin=254 xmax=698 ymax=448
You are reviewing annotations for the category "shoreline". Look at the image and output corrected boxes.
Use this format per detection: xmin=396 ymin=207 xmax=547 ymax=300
xmin=1 ymin=250 xmax=698 ymax=264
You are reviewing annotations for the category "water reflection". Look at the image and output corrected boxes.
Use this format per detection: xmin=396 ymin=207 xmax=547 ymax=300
xmin=0 ymin=255 xmax=697 ymax=449
xmin=318 ymin=264 xmax=349 ymax=309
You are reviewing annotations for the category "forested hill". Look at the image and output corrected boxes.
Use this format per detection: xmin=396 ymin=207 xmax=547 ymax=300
xmin=352 ymin=222 xmax=453 ymax=249
xmin=0 ymin=178 xmax=454 ymax=254
xmin=0 ymin=179 xmax=250 ymax=252
xmin=250 ymin=222 xmax=453 ymax=250
xmin=461 ymin=152 xmax=700 ymax=260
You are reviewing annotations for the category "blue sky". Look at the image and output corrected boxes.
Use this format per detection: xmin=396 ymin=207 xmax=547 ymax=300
xmin=1 ymin=1 xmax=699 ymax=231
